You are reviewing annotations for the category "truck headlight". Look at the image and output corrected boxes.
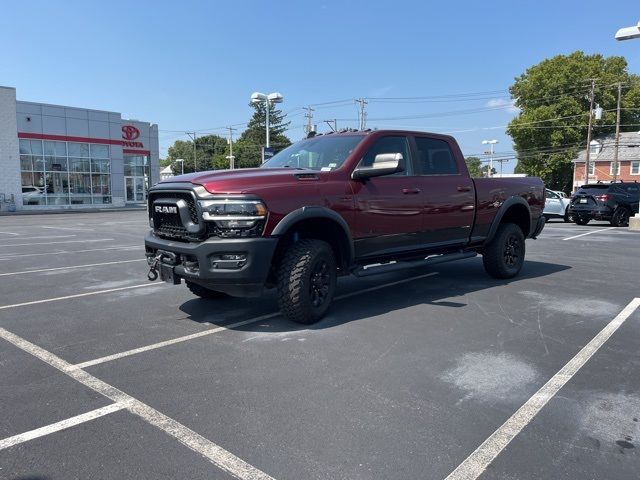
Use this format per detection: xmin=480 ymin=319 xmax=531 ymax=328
xmin=198 ymin=199 xmax=267 ymax=236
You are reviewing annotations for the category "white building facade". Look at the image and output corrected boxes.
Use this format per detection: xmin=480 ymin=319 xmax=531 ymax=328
xmin=0 ymin=86 xmax=159 ymax=210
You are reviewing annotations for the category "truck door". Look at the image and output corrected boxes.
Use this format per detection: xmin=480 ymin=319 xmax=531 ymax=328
xmin=350 ymin=135 xmax=423 ymax=259
xmin=412 ymin=136 xmax=475 ymax=246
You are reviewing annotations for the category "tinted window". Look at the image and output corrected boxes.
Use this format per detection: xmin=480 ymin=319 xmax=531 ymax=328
xmin=360 ymin=136 xmax=412 ymax=175
xmin=577 ymin=185 xmax=610 ymax=195
xmin=414 ymin=137 xmax=458 ymax=175
xmin=625 ymin=184 xmax=639 ymax=195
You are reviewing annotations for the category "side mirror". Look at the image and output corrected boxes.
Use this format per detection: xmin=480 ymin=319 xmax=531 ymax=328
xmin=351 ymin=153 xmax=405 ymax=180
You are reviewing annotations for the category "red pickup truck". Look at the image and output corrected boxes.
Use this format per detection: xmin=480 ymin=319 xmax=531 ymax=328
xmin=145 ymin=130 xmax=545 ymax=323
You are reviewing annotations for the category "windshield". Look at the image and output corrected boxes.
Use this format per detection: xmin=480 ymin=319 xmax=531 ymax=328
xmin=261 ymin=135 xmax=364 ymax=171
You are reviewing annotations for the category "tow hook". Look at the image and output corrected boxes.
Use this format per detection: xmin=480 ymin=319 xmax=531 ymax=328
xmin=147 ymin=254 xmax=160 ymax=281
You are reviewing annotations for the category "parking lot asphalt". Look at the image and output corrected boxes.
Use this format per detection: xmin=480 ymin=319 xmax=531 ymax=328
xmin=0 ymin=211 xmax=639 ymax=480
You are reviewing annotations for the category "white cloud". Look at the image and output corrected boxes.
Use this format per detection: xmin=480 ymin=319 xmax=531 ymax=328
xmin=486 ymin=98 xmax=520 ymax=114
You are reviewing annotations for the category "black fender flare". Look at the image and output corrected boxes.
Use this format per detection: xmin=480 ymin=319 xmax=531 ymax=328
xmin=271 ymin=206 xmax=355 ymax=266
xmin=484 ymin=196 xmax=532 ymax=244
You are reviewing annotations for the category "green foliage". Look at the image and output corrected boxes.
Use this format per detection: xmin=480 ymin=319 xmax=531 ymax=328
xmin=165 ymin=134 xmax=228 ymax=173
xmin=465 ymin=156 xmax=485 ymax=177
xmin=507 ymin=51 xmax=640 ymax=191
xmin=235 ymin=102 xmax=292 ymax=168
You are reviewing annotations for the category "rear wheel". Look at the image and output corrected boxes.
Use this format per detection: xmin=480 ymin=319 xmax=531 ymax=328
xmin=575 ymin=217 xmax=590 ymax=225
xmin=186 ymin=281 xmax=229 ymax=299
xmin=563 ymin=207 xmax=573 ymax=223
xmin=277 ymin=239 xmax=337 ymax=324
xmin=482 ymin=223 xmax=525 ymax=279
xmin=611 ymin=207 xmax=631 ymax=227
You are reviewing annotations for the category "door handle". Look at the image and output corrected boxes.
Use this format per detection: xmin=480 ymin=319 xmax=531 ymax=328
xmin=457 ymin=186 xmax=472 ymax=192
xmin=402 ymin=188 xmax=421 ymax=195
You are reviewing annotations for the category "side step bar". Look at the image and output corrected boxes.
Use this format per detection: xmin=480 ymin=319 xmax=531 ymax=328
xmin=352 ymin=251 xmax=477 ymax=278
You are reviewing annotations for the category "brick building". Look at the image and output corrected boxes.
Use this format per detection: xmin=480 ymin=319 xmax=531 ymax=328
xmin=0 ymin=86 xmax=159 ymax=210
xmin=572 ymin=132 xmax=640 ymax=191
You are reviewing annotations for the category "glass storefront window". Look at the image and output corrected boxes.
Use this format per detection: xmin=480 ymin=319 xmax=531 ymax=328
xmin=68 ymin=142 xmax=89 ymax=158
xmin=90 ymin=144 xmax=109 ymax=158
xmin=20 ymin=140 xmax=112 ymax=207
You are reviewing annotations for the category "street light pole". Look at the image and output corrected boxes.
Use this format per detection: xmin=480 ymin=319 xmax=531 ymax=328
xmin=251 ymin=92 xmax=284 ymax=159
xmin=482 ymin=140 xmax=498 ymax=177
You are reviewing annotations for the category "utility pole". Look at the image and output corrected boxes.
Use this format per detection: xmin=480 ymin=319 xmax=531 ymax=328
xmin=613 ymin=82 xmax=623 ymax=182
xmin=226 ymin=126 xmax=236 ymax=170
xmin=324 ymin=119 xmax=337 ymax=132
xmin=583 ymin=79 xmax=597 ymax=184
xmin=186 ymin=131 xmax=197 ymax=172
xmin=304 ymin=106 xmax=315 ymax=135
xmin=355 ymin=98 xmax=368 ymax=130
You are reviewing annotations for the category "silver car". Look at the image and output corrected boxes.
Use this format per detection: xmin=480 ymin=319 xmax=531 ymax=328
xmin=544 ymin=188 xmax=572 ymax=222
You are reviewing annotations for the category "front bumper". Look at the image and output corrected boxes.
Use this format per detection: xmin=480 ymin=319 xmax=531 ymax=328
xmin=145 ymin=232 xmax=278 ymax=297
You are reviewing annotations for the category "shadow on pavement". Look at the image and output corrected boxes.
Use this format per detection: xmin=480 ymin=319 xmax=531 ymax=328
xmin=178 ymin=258 xmax=570 ymax=332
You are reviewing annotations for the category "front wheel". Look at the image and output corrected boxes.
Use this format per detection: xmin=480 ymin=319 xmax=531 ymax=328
xmin=277 ymin=239 xmax=337 ymax=324
xmin=482 ymin=223 xmax=525 ymax=279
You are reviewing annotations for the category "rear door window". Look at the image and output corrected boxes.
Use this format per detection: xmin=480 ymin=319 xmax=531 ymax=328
xmin=413 ymin=137 xmax=459 ymax=175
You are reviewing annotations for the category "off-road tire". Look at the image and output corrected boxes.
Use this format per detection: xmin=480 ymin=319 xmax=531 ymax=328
xmin=482 ymin=222 xmax=525 ymax=279
xmin=575 ymin=217 xmax=590 ymax=225
xmin=277 ymin=239 xmax=337 ymax=324
xmin=610 ymin=207 xmax=631 ymax=227
xmin=186 ymin=281 xmax=229 ymax=299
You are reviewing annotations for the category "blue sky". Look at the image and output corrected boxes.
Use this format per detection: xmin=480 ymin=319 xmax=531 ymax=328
xmin=1 ymin=0 xmax=639 ymax=172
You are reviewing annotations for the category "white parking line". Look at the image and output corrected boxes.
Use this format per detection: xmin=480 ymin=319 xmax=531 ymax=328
xmin=2 ymin=239 xmax=114 ymax=247
xmin=41 ymin=225 xmax=95 ymax=232
xmin=0 ymin=245 xmax=140 ymax=260
xmin=0 ymin=235 xmax=75 ymax=241
xmin=0 ymin=327 xmax=275 ymax=480
xmin=0 ymin=403 xmax=125 ymax=451
xmin=73 ymin=272 xmax=440 ymax=369
xmin=444 ymin=297 xmax=640 ymax=480
xmin=562 ymin=228 xmax=611 ymax=241
xmin=0 ymin=283 xmax=162 ymax=310
xmin=0 ymin=231 xmax=19 ymax=236
xmin=0 ymin=259 xmax=146 ymax=277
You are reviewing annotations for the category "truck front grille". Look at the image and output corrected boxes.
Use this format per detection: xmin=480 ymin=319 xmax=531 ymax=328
xmin=149 ymin=190 xmax=200 ymax=241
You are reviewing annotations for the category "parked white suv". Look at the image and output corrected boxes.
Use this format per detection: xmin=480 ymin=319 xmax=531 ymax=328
xmin=543 ymin=188 xmax=572 ymax=222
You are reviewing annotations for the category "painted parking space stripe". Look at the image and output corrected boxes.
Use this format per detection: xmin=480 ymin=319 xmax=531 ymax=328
xmin=0 ymin=232 xmax=20 ymax=236
xmin=0 ymin=327 xmax=275 ymax=480
xmin=562 ymin=227 xmax=611 ymax=241
xmin=0 ymin=235 xmax=76 ymax=241
xmin=444 ymin=297 xmax=640 ymax=480
xmin=0 ymin=245 xmax=140 ymax=260
xmin=41 ymin=225 xmax=95 ymax=231
xmin=0 ymin=259 xmax=147 ymax=277
xmin=1 ymin=238 xmax=114 ymax=247
xmin=0 ymin=403 xmax=125 ymax=451
xmin=0 ymin=283 xmax=163 ymax=310
xmin=72 ymin=272 xmax=439 ymax=369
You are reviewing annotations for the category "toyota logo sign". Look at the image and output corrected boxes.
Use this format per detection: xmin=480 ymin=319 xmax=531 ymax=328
xmin=122 ymin=125 xmax=140 ymax=141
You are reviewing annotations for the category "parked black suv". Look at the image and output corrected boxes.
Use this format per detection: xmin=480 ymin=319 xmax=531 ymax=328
xmin=569 ymin=183 xmax=640 ymax=226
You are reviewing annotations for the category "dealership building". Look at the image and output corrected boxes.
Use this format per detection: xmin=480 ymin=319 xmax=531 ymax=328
xmin=0 ymin=86 xmax=159 ymax=210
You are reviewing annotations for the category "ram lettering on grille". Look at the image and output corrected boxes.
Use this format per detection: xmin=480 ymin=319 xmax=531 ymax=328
xmin=155 ymin=205 xmax=178 ymax=214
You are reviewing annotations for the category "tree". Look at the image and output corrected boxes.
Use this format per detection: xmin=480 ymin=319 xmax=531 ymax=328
xmin=507 ymin=51 xmax=640 ymax=191
xmin=165 ymin=134 xmax=228 ymax=173
xmin=465 ymin=156 xmax=486 ymax=177
xmin=235 ymin=101 xmax=292 ymax=167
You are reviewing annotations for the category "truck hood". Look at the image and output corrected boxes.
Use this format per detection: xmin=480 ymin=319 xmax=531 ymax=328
xmin=160 ymin=168 xmax=321 ymax=194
